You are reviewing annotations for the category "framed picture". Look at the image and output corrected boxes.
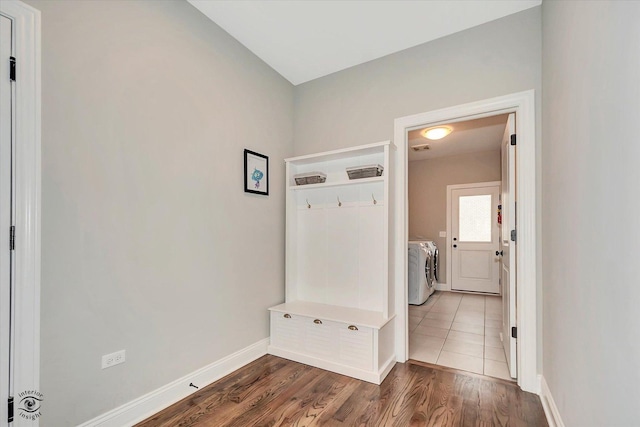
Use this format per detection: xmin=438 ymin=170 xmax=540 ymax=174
xmin=244 ymin=149 xmax=269 ymax=195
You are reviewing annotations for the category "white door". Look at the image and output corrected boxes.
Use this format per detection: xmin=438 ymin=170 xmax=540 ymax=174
xmin=0 ymin=13 xmax=15 ymax=424
xmin=451 ymin=183 xmax=501 ymax=293
xmin=500 ymin=114 xmax=517 ymax=378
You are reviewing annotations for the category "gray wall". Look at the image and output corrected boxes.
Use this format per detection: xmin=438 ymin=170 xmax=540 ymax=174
xmin=541 ymin=1 xmax=640 ymax=425
xmin=293 ymin=7 xmax=541 ymax=156
xmin=408 ymin=150 xmax=501 ymax=284
xmin=24 ymin=0 xmax=293 ymax=425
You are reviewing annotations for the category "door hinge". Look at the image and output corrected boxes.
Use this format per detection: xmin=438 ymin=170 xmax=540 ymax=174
xmin=510 ymin=229 xmax=516 ymax=242
xmin=8 ymin=396 xmax=14 ymax=423
xmin=511 ymin=327 xmax=517 ymax=339
xmin=10 ymin=226 xmax=15 ymax=250
xmin=10 ymin=57 xmax=16 ymax=81
xmin=510 ymin=134 xmax=516 ymax=146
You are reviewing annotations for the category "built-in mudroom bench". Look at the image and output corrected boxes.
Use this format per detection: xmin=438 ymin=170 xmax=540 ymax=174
xmin=268 ymin=141 xmax=396 ymax=384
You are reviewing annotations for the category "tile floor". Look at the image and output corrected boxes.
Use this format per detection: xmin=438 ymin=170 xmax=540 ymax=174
xmin=408 ymin=291 xmax=514 ymax=381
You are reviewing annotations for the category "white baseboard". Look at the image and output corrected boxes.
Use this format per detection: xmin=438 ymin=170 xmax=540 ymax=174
xmin=267 ymin=345 xmax=394 ymax=385
xmin=77 ymin=338 xmax=269 ymax=427
xmin=539 ymin=375 xmax=565 ymax=427
xmin=377 ymin=355 xmax=396 ymax=383
xmin=435 ymin=282 xmax=450 ymax=292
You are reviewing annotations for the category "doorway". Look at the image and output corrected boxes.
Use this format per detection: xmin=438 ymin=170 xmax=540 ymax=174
xmin=406 ymin=113 xmax=512 ymax=380
xmin=1 ymin=12 xmax=14 ymax=424
xmin=394 ymin=90 xmax=538 ymax=393
xmin=0 ymin=1 xmax=41 ymax=423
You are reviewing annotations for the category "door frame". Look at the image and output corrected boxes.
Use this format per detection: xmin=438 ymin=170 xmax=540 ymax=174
xmin=446 ymin=181 xmax=501 ymax=294
xmin=0 ymin=1 xmax=41 ymax=424
xmin=393 ymin=90 xmax=538 ymax=393
xmin=501 ymin=113 xmax=517 ymax=378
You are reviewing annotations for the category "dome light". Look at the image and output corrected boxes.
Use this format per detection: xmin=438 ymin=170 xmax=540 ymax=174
xmin=423 ymin=126 xmax=452 ymax=140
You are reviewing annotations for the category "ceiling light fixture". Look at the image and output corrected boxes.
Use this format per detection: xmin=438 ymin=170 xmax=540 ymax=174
xmin=423 ymin=126 xmax=452 ymax=140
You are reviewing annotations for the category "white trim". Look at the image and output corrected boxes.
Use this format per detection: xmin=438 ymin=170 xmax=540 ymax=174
xmin=0 ymin=2 xmax=41 ymax=427
xmin=445 ymin=181 xmax=501 ymax=295
xmin=434 ymin=282 xmax=449 ymax=292
xmin=77 ymin=338 xmax=270 ymax=427
xmin=393 ymin=90 xmax=538 ymax=393
xmin=267 ymin=346 xmax=395 ymax=385
xmin=540 ymin=375 xmax=565 ymax=427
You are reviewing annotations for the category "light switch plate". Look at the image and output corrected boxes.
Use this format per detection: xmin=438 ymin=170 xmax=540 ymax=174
xmin=439 ymin=231 xmax=446 ymax=237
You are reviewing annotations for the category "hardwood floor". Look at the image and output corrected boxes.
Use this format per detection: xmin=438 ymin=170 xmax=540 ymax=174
xmin=136 ymin=355 xmax=547 ymax=427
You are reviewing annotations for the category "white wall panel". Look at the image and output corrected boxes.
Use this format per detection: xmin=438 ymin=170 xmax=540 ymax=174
xmin=358 ymin=205 xmax=385 ymax=312
xmin=326 ymin=205 xmax=359 ymax=307
xmin=296 ymin=208 xmax=327 ymax=303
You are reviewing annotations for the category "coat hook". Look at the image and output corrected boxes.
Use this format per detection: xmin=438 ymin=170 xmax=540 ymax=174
xmin=306 ymin=198 xmax=311 ymax=209
xmin=337 ymin=196 xmax=342 ymax=207
xmin=372 ymin=193 xmax=377 ymax=205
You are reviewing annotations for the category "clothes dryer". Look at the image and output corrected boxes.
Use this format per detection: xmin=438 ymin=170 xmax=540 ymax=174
xmin=408 ymin=241 xmax=435 ymax=305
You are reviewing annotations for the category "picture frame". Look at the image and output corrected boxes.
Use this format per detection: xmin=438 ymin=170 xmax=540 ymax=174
xmin=244 ymin=149 xmax=269 ymax=195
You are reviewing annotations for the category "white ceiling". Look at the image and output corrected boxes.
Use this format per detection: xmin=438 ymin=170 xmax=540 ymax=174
xmin=408 ymin=114 xmax=508 ymax=162
xmin=188 ymin=0 xmax=541 ymax=85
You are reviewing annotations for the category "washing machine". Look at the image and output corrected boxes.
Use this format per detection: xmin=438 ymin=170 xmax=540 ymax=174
xmin=427 ymin=241 xmax=439 ymax=283
xmin=408 ymin=241 xmax=436 ymax=305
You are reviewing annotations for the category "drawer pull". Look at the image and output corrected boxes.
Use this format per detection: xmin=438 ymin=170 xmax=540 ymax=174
xmin=313 ymin=319 xmax=323 ymax=325
xmin=283 ymin=314 xmax=291 ymax=319
xmin=348 ymin=325 xmax=359 ymax=331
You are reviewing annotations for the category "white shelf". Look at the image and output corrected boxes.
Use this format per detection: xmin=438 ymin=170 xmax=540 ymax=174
xmin=269 ymin=301 xmax=394 ymax=329
xmin=289 ymin=176 xmax=384 ymax=191
xmin=285 ymin=141 xmax=391 ymax=165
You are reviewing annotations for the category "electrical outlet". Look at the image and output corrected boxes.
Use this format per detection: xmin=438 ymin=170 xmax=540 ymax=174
xmin=101 ymin=350 xmax=126 ymax=369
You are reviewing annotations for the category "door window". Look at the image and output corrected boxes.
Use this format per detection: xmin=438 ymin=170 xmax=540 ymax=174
xmin=458 ymin=194 xmax=492 ymax=242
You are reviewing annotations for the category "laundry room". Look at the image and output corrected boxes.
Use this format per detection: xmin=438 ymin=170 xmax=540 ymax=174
xmin=407 ymin=113 xmax=515 ymax=380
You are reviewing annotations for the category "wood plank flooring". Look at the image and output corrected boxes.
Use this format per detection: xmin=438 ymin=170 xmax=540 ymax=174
xmin=136 ymin=355 xmax=547 ymax=427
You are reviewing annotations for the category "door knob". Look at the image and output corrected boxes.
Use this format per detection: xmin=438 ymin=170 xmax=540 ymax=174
xmin=496 ymin=250 xmax=503 ymax=256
